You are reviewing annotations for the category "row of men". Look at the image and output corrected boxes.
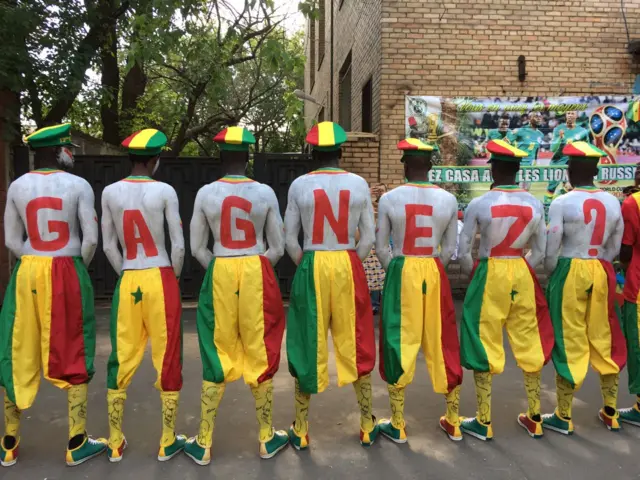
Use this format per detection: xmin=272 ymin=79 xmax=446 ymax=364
xmin=1 ymin=121 xmax=640 ymax=468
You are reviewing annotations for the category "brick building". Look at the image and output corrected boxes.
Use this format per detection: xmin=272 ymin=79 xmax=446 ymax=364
xmin=304 ymin=0 xmax=640 ymax=185
xmin=304 ymin=0 xmax=640 ymax=287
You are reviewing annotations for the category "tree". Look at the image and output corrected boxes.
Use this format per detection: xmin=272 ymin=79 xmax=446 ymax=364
xmin=0 ymin=0 xmax=131 ymax=129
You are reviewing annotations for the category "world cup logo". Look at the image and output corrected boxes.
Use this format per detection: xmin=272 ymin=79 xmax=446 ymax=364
xmin=589 ymin=105 xmax=627 ymax=185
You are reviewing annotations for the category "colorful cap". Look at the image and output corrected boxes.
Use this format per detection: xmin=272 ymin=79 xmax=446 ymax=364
xmin=121 ymin=129 xmax=168 ymax=156
xmin=486 ymin=139 xmax=527 ymax=162
xmin=397 ymin=138 xmax=435 ymax=158
xmin=305 ymin=122 xmax=348 ymax=151
xmin=23 ymin=123 xmax=77 ymax=149
xmin=213 ymin=126 xmax=256 ymax=152
xmin=563 ymin=141 xmax=606 ymax=159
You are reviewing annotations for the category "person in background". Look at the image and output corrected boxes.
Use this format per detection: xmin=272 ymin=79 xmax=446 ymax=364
xmin=487 ymin=113 xmax=511 ymax=141
xmin=364 ymin=183 xmax=388 ymax=314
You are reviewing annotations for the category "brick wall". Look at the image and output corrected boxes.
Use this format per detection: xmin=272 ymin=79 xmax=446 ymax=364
xmin=379 ymin=0 xmax=640 ymax=185
xmin=304 ymin=0 xmax=382 ymax=133
xmin=341 ymin=132 xmax=380 ymax=183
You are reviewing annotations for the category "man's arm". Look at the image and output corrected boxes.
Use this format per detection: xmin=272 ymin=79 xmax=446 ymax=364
xmin=525 ymin=204 xmax=546 ymax=269
xmin=263 ymin=188 xmax=285 ymax=266
xmin=164 ymin=186 xmax=185 ymax=277
xmin=458 ymin=201 xmax=479 ymax=277
xmin=78 ymin=182 xmax=99 ymax=266
xmin=440 ymin=207 xmax=458 ymax=268
xmin=4 ymin=185 xmax=25 ymax=258
xmin=284 ymin=183 xmax=303 ymax=265
xmin=551 ymin=126 xmax=565 ymax=154
xmin=544 ymin=200 xmax=563 ymax=273
xmin=356 ymin=190 xmax=375 ymax=261
xmin=375 ymin=195 xmax=392 ymax=270
xmin=101 ymin=192 xmax=123 ymax=274
xmin=190 ymin=188 xmax=213 ymax=270
xmin=620 ymin=195 xmax=638 ymax=268
xmin=604 ymin=206 xmax=623 ymax=263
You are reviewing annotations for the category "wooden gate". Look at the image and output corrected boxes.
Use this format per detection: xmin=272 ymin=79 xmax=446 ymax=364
xmin=74 ymin=153 xmax=312 ymax=299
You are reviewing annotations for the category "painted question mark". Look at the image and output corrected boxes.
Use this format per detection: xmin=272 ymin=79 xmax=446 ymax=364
xmin=583 ymin=199 xmax=606 ymax=257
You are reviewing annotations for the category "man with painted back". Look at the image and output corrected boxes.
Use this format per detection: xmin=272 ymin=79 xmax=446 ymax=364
xmin=102 ymin=128 xmax=185 ymax=463
xmin=285 ymin=121 xmax=378 ymax=449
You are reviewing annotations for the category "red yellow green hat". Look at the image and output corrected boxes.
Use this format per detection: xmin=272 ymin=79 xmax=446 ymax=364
xmin=563 ymin=141 xmax=606 ymax=159
xmin=121 ymin=129 xmax=168 ymax=155
xmin=397 ymin=138 xmax=435 ymax=158
xmin=23 ymin=123 xmax=77 ymax=149
xmin=306 ymin=121 xmax=348 ymax=152
xmin=486 ymin=139 xmax=527 ymax=163
xmin=213 ymin=126 xmax=256 ymax=152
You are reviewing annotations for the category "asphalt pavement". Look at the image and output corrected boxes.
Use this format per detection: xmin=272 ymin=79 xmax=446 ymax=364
xmin=3 ymin=304 xmax=640 ymax=480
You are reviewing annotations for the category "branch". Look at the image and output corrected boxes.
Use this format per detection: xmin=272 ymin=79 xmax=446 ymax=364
xmin=42 ymin=0 xmax=131 ymax=125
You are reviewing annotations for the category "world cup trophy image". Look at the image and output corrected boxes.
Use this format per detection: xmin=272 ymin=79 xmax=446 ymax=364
xmin=590 ymin=105 xmax=627 ymax=185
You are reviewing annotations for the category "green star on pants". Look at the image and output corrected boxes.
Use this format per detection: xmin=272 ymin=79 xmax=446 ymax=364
xmin=510 ymin=289 xmax=518 ymax=302
xmin=131 ymin=286 xmax=143 ymax=304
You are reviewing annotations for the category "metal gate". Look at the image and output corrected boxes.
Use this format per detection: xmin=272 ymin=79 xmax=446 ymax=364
xmin=74 ymin=152 xmax=312 ymax=299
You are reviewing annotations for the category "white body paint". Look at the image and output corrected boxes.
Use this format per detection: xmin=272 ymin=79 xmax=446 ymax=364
xmin=101 ymin=179 xmax=185 ymax=276
xmin=545 ymin=188 xmax=623 ymax=273
xmin=4 ymin=170 xmax=98 ymax=265
xmin=375 ymin=184 xmax=458 ymax=270
xmin=284 ymin=170 xmax=375 ymax=264
xmin=458 ymin=187 xmax=546 ymax=277
xmin=190 ymin=178 xmax=284 ymax=269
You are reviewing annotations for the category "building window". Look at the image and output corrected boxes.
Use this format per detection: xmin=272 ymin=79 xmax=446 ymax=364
xmin=339 ymin=51 xmax=352 ymax=131
xmin=361 ymin=77 xmax=372 ymax=133
xmin=318 ymin=106 xmax=325 ymax=123
xmin=317 ymin=0 xmax=325 ymax=68
xmin=309 ymin=20 xmax=316 ymax=88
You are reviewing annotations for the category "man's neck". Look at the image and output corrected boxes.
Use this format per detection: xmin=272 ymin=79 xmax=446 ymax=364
xmin=406 ymin=173 xmax=429 ymax=183
xmin=492 ymin=177 xmax=517 ymax=187
xmin=318 ymin=161 xmax=340 ymax=169
xmin=571 ymin=180 xmax=595 ymax=188
xmin=225 ymin=169 xmax=246 ymax=176
xmin=130 ymin=166 xmax=149 ymax=177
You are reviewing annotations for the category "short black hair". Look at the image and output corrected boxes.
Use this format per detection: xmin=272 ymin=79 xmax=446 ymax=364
xmin=312 ymin=148 xmax=342 ymax=164
xmin=129 ymin=152 xmax=159 ymax=165
xmin=491 ymin=158 xmax=520 ymax=176
xmin=500 ymin=113 xmax=510 ymax=121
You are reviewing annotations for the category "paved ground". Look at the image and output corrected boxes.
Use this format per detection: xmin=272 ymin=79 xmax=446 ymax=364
xmin=4 ymin=304 xmax=640 ymax=480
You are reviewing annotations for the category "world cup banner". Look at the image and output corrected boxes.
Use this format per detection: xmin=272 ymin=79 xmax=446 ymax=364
xmin=405 ymin=95 xmax=640 ymax=207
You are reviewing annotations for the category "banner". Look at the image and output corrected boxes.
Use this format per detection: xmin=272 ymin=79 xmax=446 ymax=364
xmin=406 ymin=95 xmax=640 ymax=206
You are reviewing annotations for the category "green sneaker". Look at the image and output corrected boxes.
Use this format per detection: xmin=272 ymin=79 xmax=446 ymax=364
xmin=66 ymin=435 xmax=108 ymax=466
xmin=260 ymin=429 xmax=289 ymax=459
xmin=158 ymin=434 xmax=187 ymax=462
xmin=541 ymin=410 xmax=574 ymax=435
xmin=378 ymin=418 xmax=407 ymax=444
xmin=184 ymin=437 xmax=211 ymax=466
xmin=460 ymin=417 xmax=493 ymax=441
xmin=360 ymin=416 xmax=379 ymax=447
xmin=288 ymin=424 xmax=309 ymax=451
xmin=619 ymin=404 xmax=640 ymax=427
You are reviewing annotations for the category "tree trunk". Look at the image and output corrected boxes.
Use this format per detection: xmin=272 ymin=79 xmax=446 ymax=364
xmin=120 ymin=60 xmax=147 ymax=134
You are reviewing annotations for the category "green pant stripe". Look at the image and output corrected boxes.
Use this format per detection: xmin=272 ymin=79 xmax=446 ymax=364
xmin=460 ymin=259 xmax=491 ymax=371
xmin=286 ymin=251 xmax=319 ymax=394
xmin=107 ymin=275 xmax=123 ymax=390
xmin=545 ymin=257 xmax=575 ymax=386
xmin=74 ymin=257 xmax=96 ymax=382
xmin=197 ymin=259 xmax=225 ymax=383
xmin=0 ymin=261 xmax=21 ymax=403
xmin=380 ymin=256 xmax=405 ymax=384
xmin=624 ymin=301 xmax=640 ymax=394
